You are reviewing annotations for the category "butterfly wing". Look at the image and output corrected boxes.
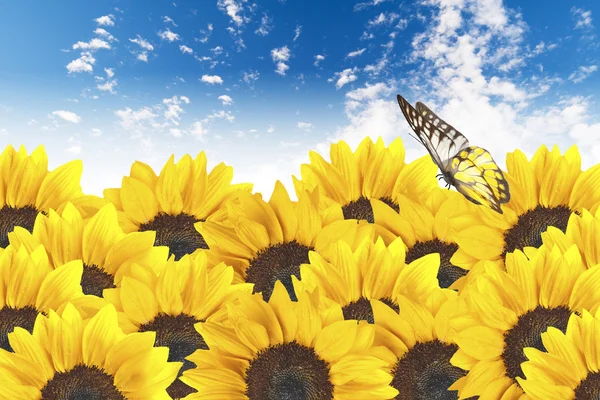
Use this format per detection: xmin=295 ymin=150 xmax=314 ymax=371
xmin=449 ymin=146 xmax=511 ymax=213
xmin=415 ymin=101 xmax=470 ymax=172
xmin=396 ymin=95 xmax=445 ymax=169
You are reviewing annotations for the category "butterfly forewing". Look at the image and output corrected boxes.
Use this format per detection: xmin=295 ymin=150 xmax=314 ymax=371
xmin=415 ymin=101 xmax=470 ymax=171
xmin=396 ymin=95 xmax=445 ymax=169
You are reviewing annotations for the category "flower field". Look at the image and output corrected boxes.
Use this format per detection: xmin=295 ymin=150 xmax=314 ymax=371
xmin=0 ymin=138 xmax=600 ymax=399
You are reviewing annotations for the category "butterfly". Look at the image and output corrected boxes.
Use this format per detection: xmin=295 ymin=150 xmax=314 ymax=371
xmin=396 ymin=94 xmax=510 ymax=214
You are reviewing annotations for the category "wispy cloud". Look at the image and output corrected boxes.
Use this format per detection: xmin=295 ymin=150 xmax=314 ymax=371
xmin=129 ymin=35 xmax=154 ymax=62
xmin=163 ymin=95 xmax=190 ymax=125
xmin=297 ymin=121 xmax=314 ymax=131
xmin=571 ymin=7 xmax=593 ymax=29
xmin=158 ymin=29 xmax=180 ymax=42
xmin=569 ymin=65 xmax=598 ymax=83
xmin=330 ymin=67 xmax=359 ymax=89
xmin=255 ymin=13 xmax=273 ymax=35
xmin=179 ymin=45 xmax=193 ymax=54
xmin=293 ymin=25 xmax=302 ymax=41
xmin=314 ymin=54 xmax=325 ymax=67
xmin=94 ymin=28 xmax=117 ymax=42
xmin=72 ymin=38 xmax=111 ymax=51
xmin=217 ymin=0 xmax=246 ymax=26
xmin=346 ymin=48 xmax=366 ymax=58
xmin=162 ymin=16 xmax=177 ymax=26
xmin=197 ymin=23 xmax=213 ymax=43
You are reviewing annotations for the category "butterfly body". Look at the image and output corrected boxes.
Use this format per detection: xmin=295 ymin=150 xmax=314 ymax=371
xmin=397 ymin=94 xmax=510 ymax=214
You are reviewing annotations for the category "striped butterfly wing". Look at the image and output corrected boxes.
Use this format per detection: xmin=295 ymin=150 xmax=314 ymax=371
xmin=448 ymin=146 xmax=511 ymax=213
xmin=396 ymin=95 xmax=446 ymax=170
xmin=414 ymin=101 xmax=470 ymax=172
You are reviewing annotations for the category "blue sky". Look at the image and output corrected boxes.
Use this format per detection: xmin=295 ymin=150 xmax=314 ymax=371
xmin=0 ymin=0 xmax=599 ymax=197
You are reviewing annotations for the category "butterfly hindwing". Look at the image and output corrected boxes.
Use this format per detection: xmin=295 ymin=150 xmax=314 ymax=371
xmin=449 ymin=146 xmax=511 ymax=213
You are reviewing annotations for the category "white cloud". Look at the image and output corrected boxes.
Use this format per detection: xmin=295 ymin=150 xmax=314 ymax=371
xmin=206 ymin=110 xmax=235 ymax=122
xmin=51 ymin=110 xmax=81 ymax=123
xmin=129 ymin=35 xmax=154 ymax=51
xmin=297 ymin=122 xmax=314 ymax=131
xmin=218 ymin=95 xmax=233 ymax=105
xmin=158 ymin=29 xmax=180 ymax=42
xmin=293 ymin=25 xmax=302 ymax=41
xmin=91 ymin=128 xmax=103 ymax=137
xmin=115 ymin=107 xmax=159 ymax=134
xmin=210 ymin=46 xmax=224 ymax=55
xmin=163 ymin=16 xmax=177 ymax=26
xmin=179 ymin=45 xmax=193 ymax=54
xmin=345 ymin=82 xmax=393 ymax=102
xmin=346 ymin=48 xmax=366 ymax=57
xmin=105 ymin=68 xmax=115 ymax=78
xmin=94 ymin=28 xmax=117 ymax=42
xmin=163 ymin=95 xmax=190 ymax=125
xmin=201 ymin=74 xmax=223 ymax=84
xmin=243 ymin=70 xmax=260 ymax=87
xmin=72 ymin=38 xmax=111 ymax=51
xmin=95 ymin=15 xmax=115 ymax=26
xmin=197 ymin=23 xmax=213 ymax=43
xmin=271 ymin=46 xmax=291 ymax=76
xmin=314 ymin=54 xmax=325 ymax=66
xmin=368 ymin=12 xmax=400 ymax=26
xmin=572 ymin=7 xmax=593 ymax=29
xmin=65 ymin=137 xmax=82 ymax=155
xmin=137 ymin=52 xmax=149 ymax=62
xmin=66 ymin=52 xmax=96 ymax=74
xmin=354 ymin=0 xmax=388 ymax=11
xmin=97 ymin=80 xmax=117 ymax=93
xmin=217 ymin=0 xmax=245 ymax=26
xmin=169 ymin=128 xmax=184 ymax=137
xmin=568 ymin=65 xmax=598 ymax=83
xmin=255 ymin=13 xmax=273 ymax=35
xmin=189 ymin=121 xmax=206 ymax=138
xmin=332 ymin=67 xmax=359 ymax=89
xmin=28 ymin=119 xmax=38 ymax=126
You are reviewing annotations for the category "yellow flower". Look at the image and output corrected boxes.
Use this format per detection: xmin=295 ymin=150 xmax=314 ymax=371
xmin=0 ymin=145 xmax=85 ymax=248
xmin=180 ymin=282 xmax=399 ymax=399
xmin=371 ymin=293 xmax=467 ymax=399
xmin=292 ymin=137 xmax=439 ymax=224
xmin=103 ymin=152 xmax=252 ymax=260
xmin=102 ymin=252 xmax=253 ymax=399
xmin=452 ymin=145 xmax=600 ymax=272
xmin=7 ymin=202 xmax=168 ymax=302
xmin=373 ymin=189 xmax=475 ymax=289
xmin=298 ymin=236 xmax=452 ymax=324
xmin=448 ymin=244 xmax=600 ymax=399
xmin=0 ymin=303 xmax=181 ymax=399
xmin=518 ymin=309 xmax=600 ymax=399
xmin=0 ymin=244 xmax=87 ymax=352
xmin=197 ymin=181 xmax=377 ymax=301
xmin=540 ymin=207 xmax=600 ymax=270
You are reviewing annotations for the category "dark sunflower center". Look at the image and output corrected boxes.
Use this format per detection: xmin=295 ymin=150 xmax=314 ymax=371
xmin=502 ymin=205 xmax=572 ymax=260
xmin=0 ymin=306 xmax=39 ymax=352
xmin=341 ymin=195 xmax=400 ymax=223
xmin=245 ymin=240 xmax=312 ymax=302
xmin=405 ymin=239 xmax=465 ymax=289
xmin=81 ymin=264 xmax=116 ymax=297
xmin=575 ymin=371 xmax=600 ymax=399
xmin=342 ymin=296 xmax=399 ymax=324
xmin=245 ymin=340 xmax=333 ymax=400
xmin=502 ymin=305 xmax=571 ymax=382
xmin=138 ymin=313 xmax=206 ymax=399
xmin=40 ymin=364 xmax=125 ymax=400
xmin=391 ymin=339 xmax=467 ymax=400
xmin=138 ymin=212 xmax=207 ymax=261
xmin=0 ymin=205 xmax=39 ymax=248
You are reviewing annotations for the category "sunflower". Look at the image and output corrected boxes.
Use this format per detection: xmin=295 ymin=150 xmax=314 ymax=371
xmin=0 ymin=144 xmax=86 ymax=249
xmin=518 ymin=309 xmax=600 ymax=399
xmin=103 ymin=151 xmax=252 ymax=261
xmin=369 ymin=292 xmax=470 ymax=399
xmin=180 ymin=281 xmax=399 ymax=399
xmin=372 ymin=188 xmax=475 ymax=289
xmin=297 ymin=235 xmax=453 ymax=325
xmin=540 ymin=207 xmax=600 ymax=270
xmin=196 ymin=181 xmax=378 ymax=302
xmin=292 ymin=136 xmax=439 ymax=224
xmin=102 ymin=251 xmax=254 ymax=399
xmin=0 ymin=244 xmax=89 ymax=353
xmin=451 ymin=144 xmax=600 ymax=272
xmin=0 ymin=302 xmax=181 ymax=399
xmin=448 ymin=244 xmax=600 ymax=399
xmin=7 ymin=201 xmax=168 ymax=302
